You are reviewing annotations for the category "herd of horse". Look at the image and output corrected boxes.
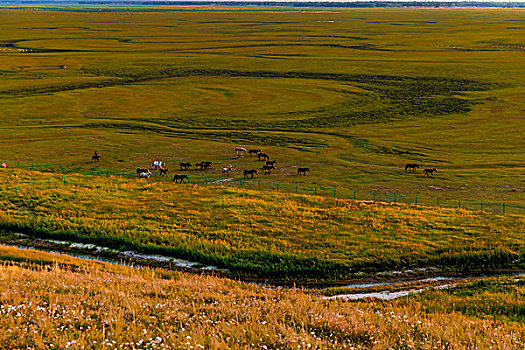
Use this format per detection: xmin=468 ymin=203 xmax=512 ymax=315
xmin=125 ymin=148 xmax=311 ymax=183
xmin=91 ymin=151 xmax=437 ymax=183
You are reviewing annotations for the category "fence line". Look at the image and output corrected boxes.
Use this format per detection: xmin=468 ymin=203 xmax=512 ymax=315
xmin=1 ymin=160 xmax=523 ymax=215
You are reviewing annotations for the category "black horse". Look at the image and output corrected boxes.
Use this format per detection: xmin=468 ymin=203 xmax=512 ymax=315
xmin=262 ymin=165 xmax=275 ymax=175
xmin=248 ymin=149 xmax=261 ymax=156
xmin=179 ymin=162 xmax=192 ymax=170
xmin=173 ymin=174 xmax=188 ymax=183
xmin=405 ymin=163 xmax=419 ymax=172
xmin=91 ymin=153 xmax=102 ymax=162
xmin=423 ymin=168 xmax=438 ymax=177
xmin=266 ymin=160 xmax=277 ymax=167
xmin=297 ymin=167 xmax=310 ymax=175
xmin=195 ymin=161 xmax=212 ymax=170
xmin=159 ymin=168 xmax=170 ymax=176
xmin=243 ymin=169 xmax=258 ymax=178
xmin=136 ymin=167 xmax=149 ymax=174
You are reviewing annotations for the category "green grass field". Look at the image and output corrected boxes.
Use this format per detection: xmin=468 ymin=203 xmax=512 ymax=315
xmin=1 ymin=168 xmax=523 ymax=281
xmin=0 ymin=7 xmax=524 ymax=212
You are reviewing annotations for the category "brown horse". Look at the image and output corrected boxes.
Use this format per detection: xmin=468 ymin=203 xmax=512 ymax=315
xmin=405 ymin=163 xmax=419 ymax=172
xmin=297 ymin=167 xmax=310 ymax=176
xmin=159 ymin=168 xmax=170 ymax=176
xmin=243 ymin=169 xmax=258 ymax=178
xmin=173 ymin=174 xmax=188 ymax=183
xmin=258 ymin=153 xmax=270 ymax=161
xmin=423 ymin=168 xmax=438 ymax=177
xmin=136 ymin=167 xmax=149 ymax=174
xmin=248 ymin=149 xmax=261 ymax=156
xmin=195 ymin=161 xmax=212 ymax=170
xmin=266 ymin=160 xmax=277 ymax=167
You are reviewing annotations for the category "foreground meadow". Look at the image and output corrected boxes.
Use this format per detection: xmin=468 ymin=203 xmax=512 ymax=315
xmin=0 ymin=7 xmax=523 ymax=209
xmin=0 ymin=246 xmax=523 ymax=349
xmin=0 ymin=168 xmax=523 ymax=281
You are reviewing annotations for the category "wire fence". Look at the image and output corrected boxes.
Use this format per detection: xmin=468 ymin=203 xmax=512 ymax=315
xmin=2 ymin=160 xmax=523 ymax=215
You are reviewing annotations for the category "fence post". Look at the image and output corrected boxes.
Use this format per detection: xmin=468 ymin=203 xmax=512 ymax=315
xmin=258 ymin=180 xmax=260 ymax=190
xmin=64 ymin=176 xmax=66 ymax=184
xmin=107 ymin=168 xmax=109 ymax=177
xmin=314 ymin=185 xmax=317 ymax=196
xmin=353 ymin=188 xmax=356 ymax=200
xmin=48 ymin=179 xmax=51 ymax=189
xmin=394 ymin=193 xmax=397 ymax=203
xmin=277 ymin=182 xmax=279 ymax=191
xmin=32 ymin=182 xmax=35 ymax=191
xmin=154 ymin=173 xmax=157 ymax=181
xmin=31 ymin=162 xmax=33 ymax=170
xmin=205 ymin=176 xmax=208 ymax=185
xmin=458 ymin=198 xmax=461 ymax=209
xmin=503 ymin=203 xmax=506 ymax=214
xmin=373 ymin=192 xmax=376 ymax=202
xmin=437 ymin=196 xmax=439 ymax=206
xmin=415 ymin=194 xmax=418 ymax=204
xmin=17 ymin=161 xmax=19 ymax=167
xmin=480 ymin=200 xmax=483 ymax=211
xmin=334 ymin=187 xmax=336 ymax=198
xmin=295 ymin=183 xmax=298 ymax=193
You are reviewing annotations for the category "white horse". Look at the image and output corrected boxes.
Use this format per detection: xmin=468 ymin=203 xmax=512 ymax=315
xmin=139 ymin=171 xmax=152 ymax=179
xmin=151 ymin=160 xmax=165 ymax=170
xmin=234 ymin=147 xmax=246 ymax=155
xmin=222 ymin=166 xmax=233 ymax=175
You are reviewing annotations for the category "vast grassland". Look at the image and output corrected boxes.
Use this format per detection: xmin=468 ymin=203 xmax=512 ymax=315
xmin=0 ymin=7 xmax=523 ymax=209
xmin=1 ymin=168 xmax=523 ymax=281
xmin=0 ymin=246 xmax=524 ymax=349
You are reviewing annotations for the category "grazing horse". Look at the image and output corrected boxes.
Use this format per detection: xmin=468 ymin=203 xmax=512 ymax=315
xmin=262 ymin=165 xmax=274 ymax=175
xmin=257 ymin=153 xmax=270 ymax=161
xmin=248 ymin=149 xmax=262 ymax=156
xmin=234 ymin=147 xmax=247 ymax=155
xmin=243 ymin=169 xmax=258 ymax=178
xmin=195 ymin=161 xmax=212 ymax=170
xmin=138 ymin=171 xmax=152 ymax=179
xmin=266 ymin=160 xmax=277 ymax=167
xmin=172 ymin=174 xmax=188 ymax=183
xmin=297 ymin=167 xmax=310 ymax=176
xmin=151 ymin=161 xmax=165 ymax=170
xmin=136 ymin=167 xmax=149 ymax=175
xmin=423 ymin=168 xmax=438 ymax=177
xmin=405 ymin=163 xmax=419 ymax=172
xmin=179 ymin=162 xmax=192 ymax=170
xmin=222 ymin=166 xmax=233 ymax=175
xmin=91 ymin=154 xmax=102 ymax=162
xmin=159 ymin=168 xmax=170 ymax=176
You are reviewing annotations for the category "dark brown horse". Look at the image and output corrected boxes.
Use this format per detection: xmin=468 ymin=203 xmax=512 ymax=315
xmin=248 ymin=149 xmax=262 ymax=156
xmin=243 ymin=169 xmax=258 ymax=178
xmin=91 ymin=154 xmax=102 ymax=162
xmin=136 ymin=167 xmax=149 ymax=174
xmin=195 ymin=161 xmax=212 ymax=170
xmin=173 ymin=174 xmax=188 ymax=183
xmin=262 ymin=165 xmax=275 ymax=175
xmin=257 ymin=153 xmax=270 ymax=161
xmin=405 ymin=163 xmax=419 ymax=172
xmin=179 ymin=162 xmax=192 ymax=170
xmin=423 ymin=168 xmax=438 ymax=177
xmin=159 ymin=168 xmax=170 ymax=176
xmin=297 ymin=167 xmax=310 ymax=176
xmin=266 ymin=160 xmax=277 ymax=167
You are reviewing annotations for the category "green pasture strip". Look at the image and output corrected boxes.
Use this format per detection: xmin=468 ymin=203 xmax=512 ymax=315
xmin=2 ymin=160 xmax=521 ymax=214
xmin=0 ymin=168 xmax=523 ymax=280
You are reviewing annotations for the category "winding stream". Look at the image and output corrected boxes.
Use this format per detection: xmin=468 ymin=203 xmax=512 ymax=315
xmin=3 ymin=234 xmax=524 ymax=300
